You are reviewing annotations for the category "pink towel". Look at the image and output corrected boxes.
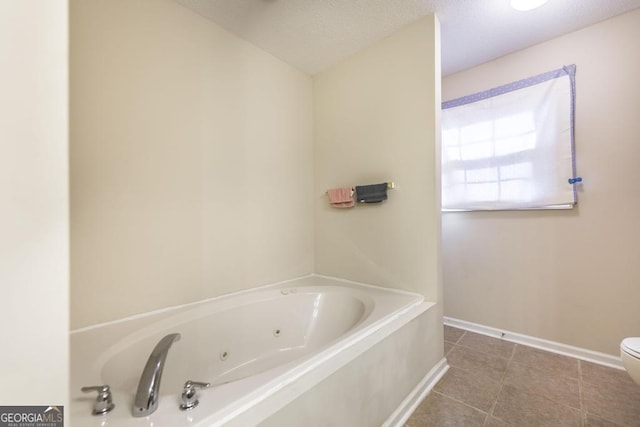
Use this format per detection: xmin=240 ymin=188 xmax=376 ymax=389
xmin=327 ymin=187 xmax=354 ymax=208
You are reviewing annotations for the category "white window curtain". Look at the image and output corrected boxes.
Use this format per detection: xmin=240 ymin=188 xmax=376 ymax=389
xmin=441 ymin=65 xmax=578 ymax=211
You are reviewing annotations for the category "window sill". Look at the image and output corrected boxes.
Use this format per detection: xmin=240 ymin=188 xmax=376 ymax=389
xmin=442 ymin=204 xmax=575 ymax=212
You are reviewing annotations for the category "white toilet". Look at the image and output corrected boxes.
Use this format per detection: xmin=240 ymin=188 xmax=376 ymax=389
xmin=620 ymin=337 xmax=640 ymax=385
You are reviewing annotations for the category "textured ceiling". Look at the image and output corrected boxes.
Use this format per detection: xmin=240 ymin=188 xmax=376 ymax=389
xmin=175 ymin=0 xmax=640 ymax=76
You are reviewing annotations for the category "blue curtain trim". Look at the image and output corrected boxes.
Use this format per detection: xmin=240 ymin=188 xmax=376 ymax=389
xmin=442 ymin=64 xmax=576 ymax=110
xmin=566 ymin=66 xmax=578 ymax=203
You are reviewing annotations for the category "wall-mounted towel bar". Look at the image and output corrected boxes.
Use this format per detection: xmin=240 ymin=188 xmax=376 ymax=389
xmin=325 ymin=182 xmax=394 ymax=194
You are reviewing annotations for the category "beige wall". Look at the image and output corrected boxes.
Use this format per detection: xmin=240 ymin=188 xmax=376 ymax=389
xmin=0 ymin=1 xmax=69 ymax=405
xmin=442 ymin=9 xmax=640 ymax=355
xmin=71 ymin=0 xmax=314 ymax=329
xmin=314 ymin=16 xmax=442 ymax=304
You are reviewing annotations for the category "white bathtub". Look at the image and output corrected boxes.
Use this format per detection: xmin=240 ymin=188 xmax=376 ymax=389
xmin=70 ymin=275 xmax=435 ymax=426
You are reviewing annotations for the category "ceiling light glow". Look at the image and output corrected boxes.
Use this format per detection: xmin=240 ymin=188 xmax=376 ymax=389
xmin=510 ymin=0 xmax=548 ymax=12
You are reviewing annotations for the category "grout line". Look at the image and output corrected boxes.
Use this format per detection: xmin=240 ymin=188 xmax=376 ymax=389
xmin=487 ymin=343 xmax=517 ymax=422
xmin=432 ymin=342 xmax=502 ymax=427
xmin=433 ymin=390 xmax=490 ymax=417
xmin=456 ymin=329 xmax=466 ymax=344
xmin=578 ymin=360 xmax=586 ymax=426
xmin=443 ymin=341 xmax=455 ymax=357
xmin=499 ymin=342 xmax=517 ymax=383
xmin=448 ymin=325 xmax=514 ymax=419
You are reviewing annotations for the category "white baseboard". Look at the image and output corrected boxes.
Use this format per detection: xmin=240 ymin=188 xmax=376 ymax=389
xmin=383 ymin=358 xmax=449 ymax=427
xmin=444 ymin=316 xmax=623 ymax=370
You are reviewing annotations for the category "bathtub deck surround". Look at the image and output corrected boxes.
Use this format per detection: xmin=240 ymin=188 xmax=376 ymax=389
xmin=70 ymin=275 xmax=438 ymax=426
xmin=405 ymin=326 xmax=640 ymax=426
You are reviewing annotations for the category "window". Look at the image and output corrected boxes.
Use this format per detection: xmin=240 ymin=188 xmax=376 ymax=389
xmin=441 ymin=65 xmax=578 ymax=211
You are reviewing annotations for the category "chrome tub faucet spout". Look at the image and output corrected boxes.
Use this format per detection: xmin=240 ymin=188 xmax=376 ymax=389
xmin=133 ymin=333 xmax=181 ymax=417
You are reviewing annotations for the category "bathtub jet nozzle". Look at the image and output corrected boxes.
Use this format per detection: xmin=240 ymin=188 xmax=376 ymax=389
xmin=133 ymin=333 xmax=181 ymax=417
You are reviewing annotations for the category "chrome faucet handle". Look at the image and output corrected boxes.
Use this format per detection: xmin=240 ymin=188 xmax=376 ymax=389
xmin=179 ymin=380 xmax=211 ymax=411
xmin=81 ymin=385 xmax=115 ymax=415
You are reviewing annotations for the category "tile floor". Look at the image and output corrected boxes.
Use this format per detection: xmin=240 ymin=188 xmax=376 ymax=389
xmin=406 ymin=326 xmax=640 ymax=426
